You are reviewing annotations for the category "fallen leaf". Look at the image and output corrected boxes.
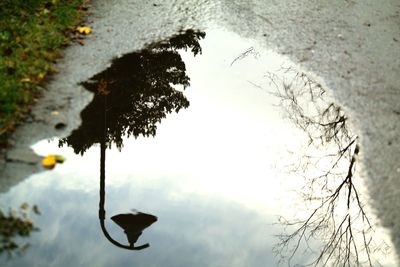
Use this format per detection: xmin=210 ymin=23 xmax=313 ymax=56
xmin=37 ymin=73 xmax=45 ymax=80
xmin=42 ymin=8 xmax=50 ymax=15
xmin=20 ymin=203 xmax=29 ymax=210
xmin=77 ymin=26 xmax=91 ymax=35
xmin=97 ymin=79 xmax=110 ymax=95
xmin=32 ymin=205 xmax=41 ymax=215
xmin=55 ymin=155 xmax=65 ymax=163
xmin=42 ymin=155 xmax=56 ymax=169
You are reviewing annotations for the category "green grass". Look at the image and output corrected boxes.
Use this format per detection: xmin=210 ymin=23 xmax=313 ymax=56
xmin=0 ymin=0 xmax=86 ymax=146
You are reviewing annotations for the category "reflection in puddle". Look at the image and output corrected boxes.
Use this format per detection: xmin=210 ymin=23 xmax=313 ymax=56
xmin=0 ymin=29 xmax=397 ymax=266
xmin=59 ymin=29 xmax=205 ymax=154
xmin=265 ymin=67 xmax=389 ymax=266
xmin=59 ymin=29 xmax=205 ymax=251
xmin=110 ymin=212 xmax=157 ymax=250
xmin=0 ymin=203 xmax=40 ymax=256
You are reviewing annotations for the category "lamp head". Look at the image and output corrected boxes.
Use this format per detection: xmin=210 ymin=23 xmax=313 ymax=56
xmin=111 ymin=212 xmax=157 ymax=248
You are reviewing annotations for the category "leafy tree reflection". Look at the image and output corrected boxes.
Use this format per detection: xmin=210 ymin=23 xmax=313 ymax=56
xmin=0 ymin=203 xmax=40 ymax=256
xmin=59 ymin=29 xmax=205 ymax=154
xmin=267 ymin=68 xmax=389 ymax=267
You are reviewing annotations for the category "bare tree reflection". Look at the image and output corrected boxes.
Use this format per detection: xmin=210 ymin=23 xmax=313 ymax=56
xmin=59 ymin=29 xmax=205 ymax=154
xmin=268 ymin=68 xmax=388 ymax=266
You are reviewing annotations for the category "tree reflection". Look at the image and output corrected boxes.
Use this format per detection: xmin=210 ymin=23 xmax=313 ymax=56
xmin=268 ymin=68 xmax=388 ymax=266
xmin=59 ymin=29 xmax=205 ymax=154
xmin=0 ymin=203 xmax=40 ymax=256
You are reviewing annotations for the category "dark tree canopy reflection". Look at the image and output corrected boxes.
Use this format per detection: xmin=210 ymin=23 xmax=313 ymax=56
xmin=59 ymin=30 xmax=205 ymax=154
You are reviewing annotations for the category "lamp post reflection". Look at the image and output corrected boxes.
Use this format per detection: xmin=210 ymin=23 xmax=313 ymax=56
xmin=98 ymin=99 xmax=157 ymax=250
xmin=111 ymin=213 xmax=157 ymax=249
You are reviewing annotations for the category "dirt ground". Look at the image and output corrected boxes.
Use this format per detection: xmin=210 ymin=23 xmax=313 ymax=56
xmin=1 ymin=0 xmax=399 ymax=262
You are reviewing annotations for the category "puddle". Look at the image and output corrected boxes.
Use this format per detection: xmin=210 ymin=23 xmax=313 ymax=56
xmin=0 ymin=29 xmax=397 ymax=266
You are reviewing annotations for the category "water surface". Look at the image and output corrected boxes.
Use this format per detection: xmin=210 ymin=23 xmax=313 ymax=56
xmin=0 ymin=28 xmax=396 ymax=267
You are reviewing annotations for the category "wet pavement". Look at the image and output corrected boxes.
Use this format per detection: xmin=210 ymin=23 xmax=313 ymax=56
xmin=1 ymin=0 xmax=399 ymax=266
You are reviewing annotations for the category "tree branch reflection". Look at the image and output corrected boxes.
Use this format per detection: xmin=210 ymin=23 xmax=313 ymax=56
xmin=268 ymin=68 xmax=388 ymax=266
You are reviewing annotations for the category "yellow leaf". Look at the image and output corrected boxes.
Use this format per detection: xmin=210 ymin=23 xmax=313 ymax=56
xmin=77 ymin=26 xmax=91 ymax=35
xmin=97 ymin=79 xmax=110 ymax=95
xmin=20 ymin=203 xmax=29 ymax=210
xmin=42 ymin=8 xmax=50 ymax=15
xmin=5 ymin=60 xmax=15 ymax=67
xmin=38 ymin=73 xmax=45 ymax=80
xmin=21 ymin=78 xmax=31 ymax=83
xmin=55 ymin=155 xmax=65 ymax=163
xmin=42 ymin=155 xmax=56 ymax=169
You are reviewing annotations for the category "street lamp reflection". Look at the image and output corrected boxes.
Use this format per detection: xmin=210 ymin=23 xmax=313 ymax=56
xmin=111 ymin=212 xmax=157 ymax=249
xmin=98 ymin=139 xmax=157 ymax=251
